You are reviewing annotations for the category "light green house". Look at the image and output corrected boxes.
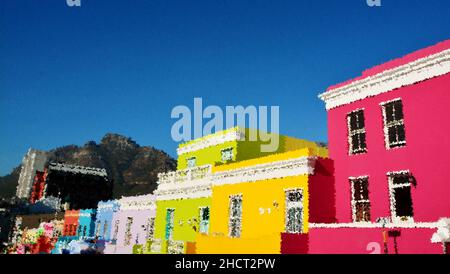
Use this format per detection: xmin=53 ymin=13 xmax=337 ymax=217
xmin=149 ymin=127 xmax=326 ymax=254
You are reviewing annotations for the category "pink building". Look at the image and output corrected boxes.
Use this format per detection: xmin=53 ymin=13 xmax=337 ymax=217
xmin=313 ymin=39 xmax=450 ymax=254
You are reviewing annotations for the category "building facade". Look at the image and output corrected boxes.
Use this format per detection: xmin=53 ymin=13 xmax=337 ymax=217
xmin=152 ymin=127 xmax=327 ymax=254
xmin=105 ymin=194 xmax=156 ymax=254
xmin=195 ymin=147 xmax=333 ymax=254
xmin=16 ymin=149 xmax=48 ymax=199
xmin=315 ymin=39 xmax=450 ymax=254
xmin=95 ymin=200 xmax=120 ymax=242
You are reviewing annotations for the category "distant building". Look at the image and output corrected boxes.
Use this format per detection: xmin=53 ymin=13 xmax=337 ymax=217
xmin=16 ymin=149 xmax=48 ymax=199
xmin=44 ymin=163 xmax=113 ymax=210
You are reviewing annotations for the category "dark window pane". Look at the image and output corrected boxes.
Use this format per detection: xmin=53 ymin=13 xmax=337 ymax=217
xmin=355 ymin=202 xmax=371 ymax=222
xmin=394 ymin=187 xmax=413 ymax=217
xmin=359 ymin=133 xmax=367 ymax=150
xmin=349 ymin=114 xmax=358 ymax=131
xmin=388 ymin=126 xmax=397 ymax=144
xmin=394 ymin=101 xmax=404 ymax=120
xmin=357 ymin=111 xmax=365 ymax=129
xmin=392 ymin=175 xmax=409 ymax=185
xmin=397 ymin=125 xmax=406 ymax=142
xmin=287 ymin=191 xmax=302 ymax=202
xmin=385 ymin=104 xmax=395 ymax=123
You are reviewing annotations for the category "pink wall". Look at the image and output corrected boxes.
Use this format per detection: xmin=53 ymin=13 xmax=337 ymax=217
xmin=307 ymin=227 xmax=443 ymax=254
xmin=327 ymin=72 xmax=450 ymax=223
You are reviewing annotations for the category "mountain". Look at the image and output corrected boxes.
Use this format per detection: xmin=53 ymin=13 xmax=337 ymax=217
xmin=0 ymin=134 xmax=177 ymax=199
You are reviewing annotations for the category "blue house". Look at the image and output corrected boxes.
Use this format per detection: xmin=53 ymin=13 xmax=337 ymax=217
xmin=77 ymin=209 xmax=97 ymax=238
xmin=95 ymin=200 xmax=120 ymax=241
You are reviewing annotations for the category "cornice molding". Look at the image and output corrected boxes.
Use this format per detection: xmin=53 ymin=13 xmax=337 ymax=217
xmin=319 ymin=49 xmax=450 ymax=110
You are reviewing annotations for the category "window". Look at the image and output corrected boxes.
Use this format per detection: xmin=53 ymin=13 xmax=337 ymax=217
xmin=350 ymin=177 xmax=371 ymax=222
xmin=347 ymin=110 xmax=367 ymax=154
xmin=165 ymin=209 xmax=175 ymax=240
xmin=199 ymin=207 xmax=210 ymax=234
xmin=112 ymin=220 xmax=120 ymax=242
xmin=82 ymin=225 xmax=87 ymax=237
xmin=229 ymin=195 xmax=242 ymax=238
xmin=221 ymin=148 xmax=233 ymax=162
xmin=124 ymin=217 xmax=133 ymax=246
xmin=95 ymin=221 xmax=101 ymax=237
xmin=187 ymin=157 xmax=196 ymax=168
xmin=382 ymin=99 xmax=406 ymax=149
xmin=102 ymin=221 xmax=108 ymax=239
xmin=146 ymin=217 xmax=155 ymax=239
xmin=285 ymin=189 xmax=303 ymax=233
xmin=388 ymin=172 xmax=414 ymax=221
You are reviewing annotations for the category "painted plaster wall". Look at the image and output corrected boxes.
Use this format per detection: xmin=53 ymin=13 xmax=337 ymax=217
xmin=153 ymin=197 xmax=211 ymax=253
xmin=107 ymin=195 xmax=156 ymax=254
xmin=304 ymin=227 xmax=443 ymax=254
xmin=95 ymin=200 xmax=120 ymax=241
xmin=62 ymin=210 xmax=79 ymax=236
xmin=327 ymin=72 xmax=450 ymax=223
xmin=196 ymin=175 xmax=309 ymax=254
xmin=77 ymin=209 xmax=96 ymax=238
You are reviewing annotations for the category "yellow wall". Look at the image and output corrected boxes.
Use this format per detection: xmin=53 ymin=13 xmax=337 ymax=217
xmin=196 ymin=175 xmax=310 ymax=254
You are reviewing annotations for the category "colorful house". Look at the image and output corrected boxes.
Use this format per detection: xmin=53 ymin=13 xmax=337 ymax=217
xmin=77 ymin=209 xmax=97 ymax=239
xmin=195 ymin=146 xmax=332 ymax=254
xmin=152 ymin=127 xmax=326 ymax=254
xmin=62 ymin=210 xmax=80 ymax=237
xmin=95 ymin=200 xmax=120 ymax=242
xmin=105 ymin=194 xmax=156 ymax=254
xmin=315 ymin=39 xmax=450 ymax=254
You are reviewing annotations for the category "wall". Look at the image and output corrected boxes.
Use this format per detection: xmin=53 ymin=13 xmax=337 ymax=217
xmin=304 ymin=227 xmax=443 ymax=254
xmin=154 ymin=197 xmax=211 ymax=253
xmin=196 ymin=175 xmax=310 ymax=254
xmin=327 ymin=73 xmax=450 ymax=223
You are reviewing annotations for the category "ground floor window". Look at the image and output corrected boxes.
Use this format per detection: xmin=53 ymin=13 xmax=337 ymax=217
xmin=165 ymin=209 xmax=175 ymax=240
xmin=285 ymin=189 xmax=303 ymax=233
xmin=350 ymin=177 xmax=371 ymax=222
xmin=388 ymin=171 xmax=414 ymax=221
xmin=124 ymin=217 xmax=134 ymax=246
xmin=199 ymin=207 xmax=210 ymax=234
xmin=229 ymin=195 xmax=243 ymax=238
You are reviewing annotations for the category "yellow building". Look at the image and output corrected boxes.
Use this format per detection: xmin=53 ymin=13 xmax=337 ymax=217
xmin=195 ymin=147 xmax=333 ymax=254
xmin=151 ymin=127 xmax=328 ymax=254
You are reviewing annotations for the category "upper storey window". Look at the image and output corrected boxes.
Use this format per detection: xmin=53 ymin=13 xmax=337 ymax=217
xmin=347 ymin=109 xmax=367 ymax=155
xmin=382 ymin=99 xmax=406 ymax=149
xmin=221 ymin=148 xmax=234 ymax=162
xmin=187 ymin=157 xmax=196 ymax=168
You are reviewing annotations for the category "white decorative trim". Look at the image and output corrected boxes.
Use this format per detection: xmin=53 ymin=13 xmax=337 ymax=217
xmin=118 ymin=194 xmax=156 ymax=211
xmin=176 ymin=128 xmax=245 ymax=155
xmin=319 ymin=49 xmax=450 ymax=110
xmin=211 ymin=157 xmax=316 ymax=186
xmin=48 ymin=162 xmax=108 ymax=177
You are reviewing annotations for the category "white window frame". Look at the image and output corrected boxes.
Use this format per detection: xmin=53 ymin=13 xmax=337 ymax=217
xmin=228 ymin=194 xmax=243 ymax=238
xmin=165 ymin=208 xmax=175 ymax=241
xmin=388 ymin=170 xmax=414 ymax=223
xmin=112 ymin=219 xmax=120 ymax=242
xmin=124 ymin=217 xmax=134 ymax=246
xmin=381 ymin=98 xmax=406 ymax=149
xmin=145 ymin=217 xmax=155 ymax=240
xmin=349 ymin=176 xmax=371 ymax=223
xmin=199 ymin=206 xmax=210 ymax=234
xmin=187 ymin=157 xmax=197 ymax=168
xmin=284 ymin=188 xmax=304 ymax=234
xmin=347 ymin=108 xmax=367 ymax=155
xmin=221 ymin=147 xmax=234 ymax=162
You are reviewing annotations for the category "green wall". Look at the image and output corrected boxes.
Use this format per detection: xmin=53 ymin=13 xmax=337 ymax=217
xmin=154 ymin=197 xmax=211 ymax=253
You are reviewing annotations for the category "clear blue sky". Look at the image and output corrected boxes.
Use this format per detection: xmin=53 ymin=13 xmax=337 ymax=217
xmin=0 ymin=0 xmax=449 ymax=175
